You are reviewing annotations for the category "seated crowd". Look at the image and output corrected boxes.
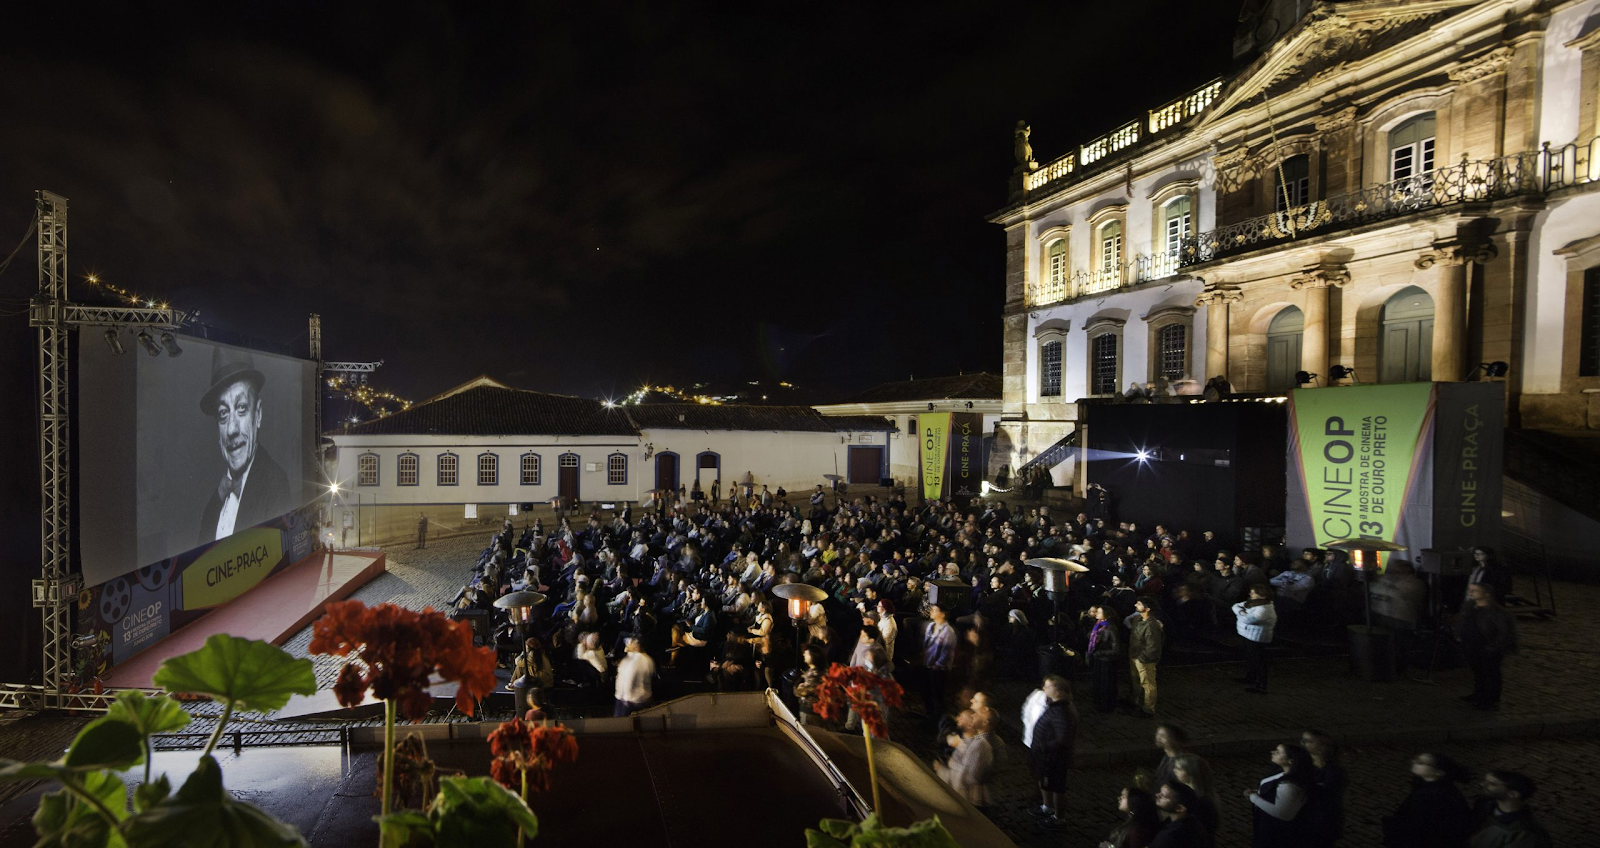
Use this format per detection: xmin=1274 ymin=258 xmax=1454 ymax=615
xmin=444 ymin=482 xmax=1533 ymax=846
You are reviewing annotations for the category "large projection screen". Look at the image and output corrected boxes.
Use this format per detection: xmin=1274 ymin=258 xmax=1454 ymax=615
xmin=80 ymin=334 xmax=315 ymax=588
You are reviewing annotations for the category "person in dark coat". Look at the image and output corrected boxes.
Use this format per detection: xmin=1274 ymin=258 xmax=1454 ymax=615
xmin=1466 ymin=547 xmax=1513 ymax=604
xmin=1027 ymin=675 xmax=1079 ymax=824
xmin=1067 ymin=604 xmax=1124 ymax=712
xmin=1302 ymin=729 xmax=1348 ymax=848
xmin=1381 ymin=752 xmax=1472 ymax=848
xmin=1456 ymin=583 xmax=1517 ymax=710
xmin=1245 ymin=744 xmax=1315 ymax=848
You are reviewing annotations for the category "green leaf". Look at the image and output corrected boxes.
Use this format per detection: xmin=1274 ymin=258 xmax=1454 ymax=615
xmin=152 ymin=634 xmax=316 ymax=714
xmin=122 ymin=756 xmax=306 ymax=848
xmin=33 ymin=771 xmax=128 ymax=848
xmin=375 ymin=811 xmax=433 ymax=848
xmin=806 ymin=815 xmax=960 ymax=848
xmin=428 ymin=776 xmax=538 ymax=847
xmin=819 ymin=818 xmax=858 ymax=839
xmin=66 ymin=718 xmax=147 ymax=772
xmin=805 ymin=829 xmax=850 ymax=848
xmin=132 ymin=775 xmax=170 ymax=813
xmin=107 ymin=691 xmax=192 ymax=737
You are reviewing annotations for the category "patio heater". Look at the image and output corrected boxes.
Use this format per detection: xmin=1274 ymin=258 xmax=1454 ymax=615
xmin=1326 ymin=537 xmax=1407 ymax=682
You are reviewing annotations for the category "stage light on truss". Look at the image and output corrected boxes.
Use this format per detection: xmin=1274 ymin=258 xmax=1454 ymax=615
xmin=1135 ymin=449 xmax=1151 ymax=462
xmin=136 ymin=330 xmax=162 ymax=357
xmin=159 ymin=332 xmax=182 ymax=357
xmin=102 ymin=328 xmax=124 ymax=355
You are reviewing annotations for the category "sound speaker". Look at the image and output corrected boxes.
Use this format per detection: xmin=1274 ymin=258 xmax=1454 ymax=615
xmin=1417 ymin=549 xmax=1472 ymax=576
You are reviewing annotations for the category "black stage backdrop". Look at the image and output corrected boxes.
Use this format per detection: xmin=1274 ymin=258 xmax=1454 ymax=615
xmin=1085 ymin=402 xmax=1287 ymax=549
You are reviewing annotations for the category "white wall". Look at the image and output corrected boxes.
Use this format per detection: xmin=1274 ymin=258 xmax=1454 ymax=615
xmin=1526 ymin=191 xmax=1600 ymax=393
xmin=1023 ymin=279 xmax=1208 ymax=402
xmin=331 ymin=433 xmax=644 ymax=507
xmin=637 ymin=428 xmax=890 ymax=493
xmin=1538 ymin=1 xmax=1599 ymax=152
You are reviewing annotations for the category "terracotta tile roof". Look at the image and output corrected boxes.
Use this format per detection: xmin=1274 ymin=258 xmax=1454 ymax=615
xmin=344 ymin=381 xmax=639 ymax=437
xmin=831 ymin=373 xmax=1001 ymax=405
xmin=625 ymin=404 xmax=893 ymax=433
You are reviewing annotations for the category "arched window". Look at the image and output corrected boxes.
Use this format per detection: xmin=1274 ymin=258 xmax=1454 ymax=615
xmin=520 ymin=453 xmax=541 ymax=485
xmin=1275 ymin=155 xmax=1310 ymax=210
xmin=1388 ymin=113 xmax=1436 ymax=182
xmin=478 ymin=452 xmax=499 ymax=486
xmin=1380 ymin=286 xmax=1435 ymax=383
xmin=397 ymin=453 xmax=419 ymax=486
xmin=1041 ymin=238 xmax=1068 ymax=303
xmin=357 ymin=453 xmax=379 ymax=486
xmin=1161 ymin=196 xmax=1192 ymax=257
xmin=1090 ymin=331 xmax=1119 ymax=395
xmin=1039 ymin=340 xmax=1063 ymax=397
xmin=1265 ymin=306 xmax=1305 ymax=392
xmin=437 ymin=453 xmax=459 ymax=486
xmin=1099 ymin=221 xmax=1123 ymax=272
xmin=607 ymin=453 xmax=628 ymax=485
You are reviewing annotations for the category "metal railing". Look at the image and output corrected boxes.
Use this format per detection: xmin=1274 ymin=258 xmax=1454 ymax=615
xmin=1029 ymin=249 xmax=1186 ymax=305
xmin=1181 ymin=143 xmax=1600 ymax=266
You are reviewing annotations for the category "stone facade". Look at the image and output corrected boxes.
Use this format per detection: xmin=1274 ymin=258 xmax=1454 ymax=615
xmin=990 ymin=0 xmax=1600 ymax=483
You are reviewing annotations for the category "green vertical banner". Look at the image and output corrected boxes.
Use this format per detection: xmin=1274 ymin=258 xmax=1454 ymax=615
xmin=1287 ymin=383 xmax=1435 ymax=552
xmin=920 ymin=412 xmax=952 ymax=502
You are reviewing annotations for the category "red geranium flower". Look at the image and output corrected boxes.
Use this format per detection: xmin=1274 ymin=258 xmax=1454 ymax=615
xmin=310 ymin=600 xmax=497 ymax=720
xmin=812 ymin=663 xmax=904 ymax=738
xmin=488 ymin=718 xmax=578 ymax=792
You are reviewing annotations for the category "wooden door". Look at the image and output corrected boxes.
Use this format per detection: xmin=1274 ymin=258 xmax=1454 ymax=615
xmin=655 ymin=453 xmax=679 ymax=493
xmin=558 ymin=454 xmax=579 ymax=506
xmin=848 ymin=447 xmax=883 ymax=485
xmin=1266 ymin=332 xmax=1302 ymax=392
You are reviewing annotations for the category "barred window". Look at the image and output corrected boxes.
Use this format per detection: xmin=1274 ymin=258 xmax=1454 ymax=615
xmin=398 ymin=453 xmax=419 ymax=486
xmin=521 ymin=453 xmax=541 ymax=485
xmin=357 ymin=453 xmax=378 ymax=486
xmin=437 ymin=453 xmax=458 ymax=486
xmin=560 ymin=453 xmax=578 ymax=468
xmin=1090 ymin=333 xmax=1119 ymax=395
xmin=1040 ymin=340 xmax=1063 ymax=397
xmin=478 ymin=453 xmax=499 ymax=486
xmin=1582 ymin=267 xmax=1600 ymax=377
xmin=607 ymin=453 xmax=627 ymax=485
xmin=1157 ymin=323 xmax=1188 ymax=380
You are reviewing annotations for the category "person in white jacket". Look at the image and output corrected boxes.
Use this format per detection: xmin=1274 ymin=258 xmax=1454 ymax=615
xmin=1233 ymin=584 xmax=1278 ymax=694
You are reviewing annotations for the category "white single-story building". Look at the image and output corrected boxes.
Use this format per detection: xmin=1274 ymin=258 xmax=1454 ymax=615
xmin=329 ymin=377 xmax=896 ymax=512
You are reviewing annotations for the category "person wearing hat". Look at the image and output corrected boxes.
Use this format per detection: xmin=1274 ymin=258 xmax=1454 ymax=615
xmin=198 ymin=345 xmax=290 ymax=545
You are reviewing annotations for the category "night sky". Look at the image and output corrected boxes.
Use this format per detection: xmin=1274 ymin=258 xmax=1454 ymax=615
xmin=0 ymin=1 xmax=1239 ymax=679
xmin=0 ymin=1 xmax=1235 ymax=402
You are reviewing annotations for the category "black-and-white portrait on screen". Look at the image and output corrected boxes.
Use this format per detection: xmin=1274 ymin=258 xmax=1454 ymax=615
xmin=197 ymin=345 xmax=289 ymax=544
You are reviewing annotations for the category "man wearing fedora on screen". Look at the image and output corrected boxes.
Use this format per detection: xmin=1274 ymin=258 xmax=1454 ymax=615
xmin=199 ymin=345 xmax=290 ymax=545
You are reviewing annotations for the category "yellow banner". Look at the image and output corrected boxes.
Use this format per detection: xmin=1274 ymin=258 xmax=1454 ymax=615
xmin=180 ymin=527 xmax=284 ymax=610
xmin=920 ymin=412 xmax=951 ymax=502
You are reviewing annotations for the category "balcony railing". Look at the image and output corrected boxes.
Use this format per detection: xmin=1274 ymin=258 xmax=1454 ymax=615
xmin=1180 ymin=144 xmax=1599 ymax=266
xmin=1022 ymin=78 xmax=1225 ymax=196
xmin=1029 ymin=250 xmax=1187 ymax=306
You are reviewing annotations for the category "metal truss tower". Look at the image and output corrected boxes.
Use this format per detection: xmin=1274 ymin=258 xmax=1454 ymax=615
xmin=1 ymin=192 xmax=185 ymax=710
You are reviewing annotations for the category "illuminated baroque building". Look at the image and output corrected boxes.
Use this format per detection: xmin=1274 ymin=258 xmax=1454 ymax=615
xmin=991 ymin=0 xmax=1600 ymax=526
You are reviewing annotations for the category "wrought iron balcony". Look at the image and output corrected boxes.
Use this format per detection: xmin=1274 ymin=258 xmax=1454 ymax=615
xmin=1028 ymin=250 xmax=1187 ymax=306
xmin=1179 ymin=145 xmax=1599 ymax=266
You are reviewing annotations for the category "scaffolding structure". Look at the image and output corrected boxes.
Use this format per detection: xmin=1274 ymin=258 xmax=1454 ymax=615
xmin=0 ymin=192 xmax=184 ymax=710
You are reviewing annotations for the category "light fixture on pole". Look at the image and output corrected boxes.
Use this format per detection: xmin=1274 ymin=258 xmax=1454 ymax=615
xmin=772 ymin=582 xmax=827 ymax=668
xmin=102 ymin=328 xmax=124 ymax=355
xmin=495 ymin=590 xmax=548 ymax=642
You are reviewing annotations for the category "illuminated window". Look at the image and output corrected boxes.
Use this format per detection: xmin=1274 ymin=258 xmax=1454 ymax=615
xmin=608 ymin=453 xmax=628 ymax=485
xmin=1157 ymin=323 xmax=1188 ymax=380
xmin=1040 ymin=340 xmax=1063 ymax=397
xmin=1388 ymin=113 xmax=1436 ymax=182
xmin=521 ymin=453 xmax=541 ymax=485
xmin=1162 ymin=197 xmax=1192 ymax=255
xmin=1275 ymin=155 xmax=1310 ymax=210
xmin=1090 ymin=332 xmax=1119 ymax=395
xmin=1099 ymin=221 xmax=1122 ymax=271
xmin=437 ymin=453 xmax=458 ymax=486
xmin=398 ymin=453 xmax=419 ymax=486
xmin=357 ymin=453 xmax=378 ymax=486
xmin=478 ymin=453 xmax=499 ymax=486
